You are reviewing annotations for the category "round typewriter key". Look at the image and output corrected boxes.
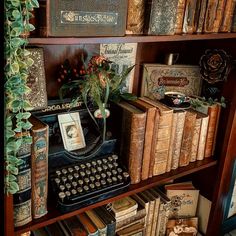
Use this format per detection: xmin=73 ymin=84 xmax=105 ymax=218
xmin=83 ymin=185 xmax=89 ymax=191
xmin=74 ymin=173 xmax=79 ymax=179
xmin=59 ymin=185 xmax=65 ymax=191
xmin=108 ymin=163 xmax=113 ymax=169
xmin=77 ymin=187 xmax=83 ymax=193
xmin=65 ymin=183 xmax=71 ymax=190
xmin=90 ymin=176 xmax=95 ymax=182
xmin=89 ymin=183 xmax=95 ymax=189
xmin=65 ymin=191 xmax=71 ymax=197
xmin=80 ymin=171 xmax=85 ymax=177
xmin=117 ymin=168 xmax=123 ymax=173
xmin=117 ymin=175 xmax=123 ymax=181
xmin=91 ymin=161 xmax=96 ymax=166
xmin=71 ymin=189 xmax=77 ymax=195
xmin=102 ymin=165 xmax=108 ymax=170
xmin=97 ymin=166 xmax=102 ymax=172
xmin=91 ymin=168 xmax=97 ymax=174
xmin=84 ymin=177 xmax=89 ymax=184
xmin=56 ymin=170 xmax=61 ymax=176
xmin=101 ymin=179 xmax=106 ymax=186
xmin=62 ymin=168 xmax=67 ymax=175
xmin=54 ymin=178 xmax=60 ymax=185
xmin=108 ymin=156 xmax=113 ymax=162
xmin=58 ymin=192 xmax=65 ymax=202
xmin=95 ymin=181 xmax=101 ymax=188
xmin=95 ymin=174 xmax=101 ymax=180
xmin=107 ymin=171 xmax=112 ymax=177
xmin=68 ymin=167 xmax=73 ymax=173
xmin=107 ymin=178 xmax=112 ymax=184
xmin=101 ymin=173 xmax=106 ymax=179
xmin=74 ymin=165 xmax=79 ymax=171
xmin=78 ymin=179 xmax=84 ymax=186
xmin=97 ymin=159 xmax=102 ymax=165
xmin=113 ymin=162 xmax=118 ymax=168
xmin=102 ymin=158 xmax=108 ymax=164
xmin=80 ymin=164 xmax=86 ymax=169
xmin=85 ymin=169 xmax=91 ymax=175
xmin=72 ymin=181 xmax=77 ymax=187
xmin=62 ymin=176 xmax=67 ymax=183
xmin=123 ymin=172 xmax=130 ymax=179
xmin=112 ymin=176 xmax=118 ymax=182
xmin=112 ymin=169 xmax=117 ymax=175
xmin=112 ymin=154 xmax=118 ymax=161
xmin=86 ymin=162 xmax=91 ymax=168
xmin=68 ymin=174 xmax=73 ymax=181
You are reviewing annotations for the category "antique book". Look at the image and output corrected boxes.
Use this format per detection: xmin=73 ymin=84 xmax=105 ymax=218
xmin=196 ymin=0 xmax=208 ymax=33
xmin=153 ymin=187 xmax=171 ymax=236
xmin=94 ymin=206 xmax=116 ymax=236
xmin=110 ymin=196 xmax=138 ymax=219
xmin=25 ymin=48 xmax=47 ymax=111
xmin=126 ymin=0 xmax=145 ymax=34
xmin=139 ymin=97 xmax=173 ymax=176
xmin=179 ymin=109 xmax=197 ymax=167
xmin=118 ymin=101 xmax=146 ymax=184
xmin=141 ymin=64 xmax=202 ymax=99
xmin=182 ymin=0 xmax=198 ymax=34
xmin=100 ymin=43 xmax=137 ymax=93
xmin=194 ymin=102 xmax=221 ymax=158
xmin=165 ymin=182 xmax=200 ymax=218
xmin=40 ymin=0 xmax=128 ymax=36
xmin=45 ymin=222 xmax=67 ymax=236
xmin=86 ymin=210 xmax=107 ymax=236
xmin=232 ymin=5 xmax=236 ymax=32
xmin=166 ymin=217 xmax=198 ymax=236
xmin=30 ymin=115 xmax=49 ymax=219
xmin=146 ymin=0 xmax=179 ymax=35
xmin=204 ymin=0 xmax=227 ymax=33
xmin=147 ymin=188 xmax=161 ymax=236
xmin=171 ymin=110 xmax=186 ymax=170
xmin=13 ymin=138 xmax=32 ymax=227
xmin=129 ymin=98 xmax=158 ymax=180
xmin=116 ymin=203 xmax=146 ymax=231
xmin=62 ymin=216 xmax=88 ymax=236
xmin=174 ymin=0 xmax=187 ymax=34
xmin=190 ymin=111 xmax=207 ymax=162
xmin=77 ymin=213 xmax=99 ymax=236
xmin=116 ymin=222 xmax=145 ymax=236
xmin=219 ymin=0 xmax=236 ymax=32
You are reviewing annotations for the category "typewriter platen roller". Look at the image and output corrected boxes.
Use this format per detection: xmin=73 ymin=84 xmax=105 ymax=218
xmin=50 ymin=153 xmax=130 ymax=213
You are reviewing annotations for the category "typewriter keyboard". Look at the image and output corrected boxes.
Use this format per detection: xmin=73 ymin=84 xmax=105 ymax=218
xmin=50 ymin=154 xmax=130 ymax=213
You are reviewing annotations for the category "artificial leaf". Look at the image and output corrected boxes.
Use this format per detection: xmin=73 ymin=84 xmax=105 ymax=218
xmin=6 ymin=164 xmax=18 ymax=175
xmin=8 ymin=181 xmax=19 ymax=194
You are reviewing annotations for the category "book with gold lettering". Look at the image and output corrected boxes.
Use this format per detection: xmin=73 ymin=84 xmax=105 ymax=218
xmin=196 ymin=0 xmax=208 ymax=33
xmin=174 ymin=0 xmax=187 ymax=34
xmin=30 ymin=115 xmax=49 ymax=219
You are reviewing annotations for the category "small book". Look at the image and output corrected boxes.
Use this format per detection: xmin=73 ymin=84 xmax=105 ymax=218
xmin=174 ymin=0 xmax=187 ymax=34
xmin=196 ymin=0 xmax=208 ymax=33
xmin=116 ymin=222 xmax=145 ymax=236
xmin=110 ymin=196 xmax=138 ymax=219
xmin=166 ymin=217 xmax=198 ymax=236
xmin=30 ymin=115 xmax=49 ymax=219
xmin=165 ymin=182 xmax=199 ymax=218
xmin=77 ymin=213 xmax=99 ymax=236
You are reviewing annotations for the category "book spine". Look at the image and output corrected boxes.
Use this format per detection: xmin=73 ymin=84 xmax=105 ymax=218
xmin=204 ymin=105 xmax=219 ymax=158
xmin=196 ymin=0 xmax=208 ymax=33
xmin=150 ymin=199 xmax=160 ymax=236
xmin=37 ymin=0 xmax=47 ymax=37
xmin=171 ymin=111 xmax=186 ymax=170
xmin=141 ymin=108 xmax=156 ymax=180
xmin=197 ymin=116 xmax=209 ymax=160
xmin=153 ymin=112 xmax=173 ymax=176
xmin=231 ymin=5 xmax=236 ymax=32
xmin=145 ymin=200 xmax=155 ymax=236
xmin=126 ymin=0 xmax=145 ymax=34
xmin=13 ymin=142 xmax=32 ymax=227
xmin=31 ymin=126 xmax=49 ymax=219
xmin=166 ymin=112 xmax=177 ymax=172
xmin=179 ymin=111 xmax=197 ymax=167
xmin=211 ymin=105 xmax=221 ymax=156
xmin=174 ymin=0 xmax=187 ymax=34
xmin=219 ymin=0 xmax=236 ymax=32
xmin=190 ymin=117 xmax=202 ymax=162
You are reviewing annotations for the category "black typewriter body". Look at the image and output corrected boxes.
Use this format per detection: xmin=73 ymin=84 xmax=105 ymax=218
xmin=34 ymin=107 xmax=130 ymax=213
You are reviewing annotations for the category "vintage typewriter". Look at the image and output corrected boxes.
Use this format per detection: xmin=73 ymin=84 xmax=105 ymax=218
xmin=50 ymin=153 xmax=130 ymax=213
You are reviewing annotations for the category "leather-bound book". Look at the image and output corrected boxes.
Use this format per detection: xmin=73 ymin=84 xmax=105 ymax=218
xmin=30 ymin=115 xmax=49 ymax=219
xmin=13 ymin=134 xmax=32 ymax=227
xmin=196 ymin=0 xmax=208 ymax=33
xmin=118 ymin=101 xmax=147 ymax=184
xmin=139 ymin=97 xmax=173 ymax=176
xmin=171 ymin=110 xmax=186 ymax=170
xmin=220 ymin=0 xmax=236 ymax=32
xmin=39 ymin=0 xmax=128 ymax=37
xmin=77 ymin=213 xmax=99 ymax=236
xmin=94 ymin=206 xmax=116 ymax=236
xmin=182 ymin=0 xmax=198 ymax=34
xmin=174 ymin=0 xmax=187 ymax=34
xmin=126 ymin=0 xmax=145 ymax=34
xmin=116 ymin=222 xmax=145 ymax=236
xmin=204 ymin=0 xmax=227 ymax=33
xmin=231 ymin=5 xmax=236 ymax=32
xmin=146 ymin=0 xmax=179 ymax=35
xmin=129 ymin=98 xmax=158 ymax=180
xmin=179 ymin=109 xmax=197 ymax=167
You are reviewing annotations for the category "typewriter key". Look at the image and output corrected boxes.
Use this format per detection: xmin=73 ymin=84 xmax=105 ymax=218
xmin=97 ymin=166 xmax=102 ymax=172
xmin=54 ymin=178 xmax=60 ymax=185
xmin=89 ymin=183 xmax=95 ymax=189
xmin=90 ymin=176 xmax=95 ymax=182
xmin=74 ymin=173 xmax=79 ymax=179
xmin=102 ymin=165 xmax=108 ymax=170
xmin=117 ymin=175 xmax=123 ymax=181
xmin=108 ymin=156 xmax=113 ymax=162
xmin=97 ymin=159 xmax=102 ymax=165
xmin=101 ymin=173 xmax=106 ymax=179
xmin=65 ymin=191 xmax=71 ymax=197
xmin=102 ymin=158 xmax=108 ymax=164
xmin=58 ymin=192 xmax=65 ymax=202
xmin=59 ymin=185 xmax=65 ymax=191
xmin=108 ymin=163 xmax=113 ymax=169
xmin=117 ymin=168 xmax=123 ymax=173
xmin=62 ymin=168 xmax=67 ymax=175
xmin=56 ymin=170 xmax=61 ymax=176
xmin=84 ymin=177 xmax=89 ymax=184
xmin=107 ymin=171 xmax=112 ymax=177
xmin=113 ymin=162 xmax=118 ymax=168
xmin=95 ymin=181 xmax=101 ymax=188
xmin=71 ymin=189 xmax=77 ymax=195
xmin=107 ymin=178 xmax=112 ymax=184
xmin=101 ymin=179 xmax=106 ymax=186
xmin=68 ymin=167 xmax=73 ymax=173
xmin=85 ymin=169 xmax=91 ymax=175
xmin=91 ymin=168 xmax=97 ymax=174
xmin=112 ymin=154 xmax=118 ymax=161
xmin=80 ymin=164 xmax=86 ymax=169
xmin=123 ymin=172 xmax=130 ymax=180
xmin=91 ymin=161 xmax=96 ymax=167
xmin=62 ymin=176 xmax=67 ymax=183
xmin=112 ymin=176 xmax=118 ymax=182
xmin=77 ymin=187 xmax=83 ymax=193
xmin=83 ymin=185 xmax=89 ymax=191
xmin=80 ymin=171 xmax=85 ymax=177
xmin=86 ymin=163 xmax=91 ymax=168
xmin=95 ymin=174 xmax=101 ymax=180
xmin=65 ymin=183 xmax=71 ymax=190
xmin=112 ymin=169 xmax=117 ymax=175
xmin=78 ymin=179 xmax=84 ymax=186
xmin=74 ymin=165 xmax=79 ymax=171
xmin=68 ymin=174 xmax=73 ymax=181
xmin=72 ymin=181 xmax=77 ymax=187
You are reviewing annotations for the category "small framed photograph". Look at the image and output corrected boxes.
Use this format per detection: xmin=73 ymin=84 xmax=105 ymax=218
xmin=58 ymin=112 xmax=86 ymax=151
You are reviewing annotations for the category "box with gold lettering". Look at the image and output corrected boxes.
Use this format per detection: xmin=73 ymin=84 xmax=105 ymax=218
xmin=38 ymin=0 xmax=128 ymax=37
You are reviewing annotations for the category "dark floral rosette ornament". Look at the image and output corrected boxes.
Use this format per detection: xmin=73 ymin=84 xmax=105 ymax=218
xmin=199 ymin=49 xmax=231 ymax=84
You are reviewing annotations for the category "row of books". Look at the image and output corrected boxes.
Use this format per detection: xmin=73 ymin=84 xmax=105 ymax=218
xmin=115 ymin=96 xmax=221 ymax=184
xmin=31 ymin=181 xmax=200 ymax=236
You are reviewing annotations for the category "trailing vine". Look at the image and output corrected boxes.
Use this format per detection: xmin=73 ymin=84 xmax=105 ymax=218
xmin=4 ymin=0 xmax=39 ymax=194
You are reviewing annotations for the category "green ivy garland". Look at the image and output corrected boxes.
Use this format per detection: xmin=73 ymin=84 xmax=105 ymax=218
xmin=4 ymin=0 xmax=39 ymax=194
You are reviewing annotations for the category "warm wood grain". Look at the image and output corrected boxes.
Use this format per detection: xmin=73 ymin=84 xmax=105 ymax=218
xmin=5 ymin=195 xmax=14 ymax=236
xmin=14 ymin=158 xmax=217 ymax=235
xmin=28 ymin=33 xmax=236 ymax=45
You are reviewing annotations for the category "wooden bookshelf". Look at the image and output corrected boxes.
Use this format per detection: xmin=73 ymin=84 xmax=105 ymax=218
xmin=14 ymin=158 xmax=217 ymax=235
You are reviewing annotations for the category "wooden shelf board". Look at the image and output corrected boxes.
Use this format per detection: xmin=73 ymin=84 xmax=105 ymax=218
xmin=14 ymin=158 xmax=217 ymax=235
xmin=28 ymin=33 xmax=236 ymax=45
